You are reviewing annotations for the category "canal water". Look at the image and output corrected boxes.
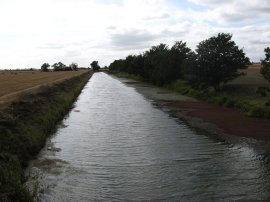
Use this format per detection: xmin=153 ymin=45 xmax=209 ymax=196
xmin=26 ymin=72 xmax=270 ymax=201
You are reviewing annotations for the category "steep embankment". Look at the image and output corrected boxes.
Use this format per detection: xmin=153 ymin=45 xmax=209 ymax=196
xmin=0 ymin=71 xmax=92 ymax=202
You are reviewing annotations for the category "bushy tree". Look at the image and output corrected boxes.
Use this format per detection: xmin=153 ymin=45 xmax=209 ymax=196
xmin=109 ymin=59 xmax=124 ymax=71
xmin=91 ymin=61 xmax=100 ymax=72
xmin=41 ymin=63 xmax=50 ymax=72
xmin=169 ymin=41 xmax=192 ymax=80
xmin=261 ymin=47 xmax=270 ymax=82
xmin=186 ymin=33 xmax=250 ymax=90
xmin=143 ymin=43 xmax=171 ymax=85
xmin=69 ymin=62 xmax=78 ymax=71
xmin=52 ymin=62 xmax=66 ymax=71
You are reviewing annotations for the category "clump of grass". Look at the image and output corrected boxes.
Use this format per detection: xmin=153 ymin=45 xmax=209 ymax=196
xmin=171 ymin=79 xmax=270 ymax=119
xmin=256 ymin=86 xmax=270 ymax=97
xmin=0 ymin=71 xmax=92 ymax=202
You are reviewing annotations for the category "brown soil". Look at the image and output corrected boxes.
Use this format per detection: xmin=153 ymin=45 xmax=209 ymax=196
xmin=164 ymin=100 xmax=270 ymax=141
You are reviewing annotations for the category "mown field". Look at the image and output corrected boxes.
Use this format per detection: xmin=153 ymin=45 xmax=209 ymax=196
xmin=231 ymin=64 xmax=269 ymax=86
xmin=0 ymin=70 xmax=89 ymax=106
xmin=225 ymin=64 xmax=270 ymax=106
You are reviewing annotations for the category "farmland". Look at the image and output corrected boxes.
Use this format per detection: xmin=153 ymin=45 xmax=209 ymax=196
xmin=0 ymin=70 xmax=89 ymax=106
xmin=224 ymin=64 xmax=270 ymax=106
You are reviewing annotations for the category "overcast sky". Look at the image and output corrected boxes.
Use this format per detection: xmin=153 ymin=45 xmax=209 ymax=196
xmin=0 ymin=0 xmax=269 ymax=69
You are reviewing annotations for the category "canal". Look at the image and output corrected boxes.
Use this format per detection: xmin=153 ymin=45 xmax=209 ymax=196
xmin=26 ymin=72 xmax=270 ymax=201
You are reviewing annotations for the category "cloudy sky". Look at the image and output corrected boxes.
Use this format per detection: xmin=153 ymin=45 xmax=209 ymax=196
xmin=0 ymin=0 xmax=269 ymax=69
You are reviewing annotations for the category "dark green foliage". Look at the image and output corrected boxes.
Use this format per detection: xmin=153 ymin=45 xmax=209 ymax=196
xmin=144 ymin=43 xmax=171 ymax=85
xmin=0 ymin=72 xmax=92 ymax=202
xmin=182 ymin=51 xmax=201 ymax=87
xmin=50 ymin=62 xmax=78 ymax=71
xmin=109 ymin=41 xmax=191 ymax=85
xmin=170 ymin=41 xmax=192 ymax=79
xmin=256 ymin=86 xmax=270 ymax=97
xmin=52 ymin=62 xmax=66 ymax=71
xmin=41 ymin=63 xmax=50 ymax=72
xmin=186 ymin=33 xmax=250 ymax=91
xmin=69 ymin=63 xmax=78 ymax=71
xmin=261 ymin=47 xmax=270 ymax=82
xmin=90 ymin=61 xmax=100 ymax=72
xmin=109 ymin=34 xmax=250 ymax=90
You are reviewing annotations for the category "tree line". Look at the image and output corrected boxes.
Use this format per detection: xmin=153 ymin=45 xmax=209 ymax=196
xmin=109 ymin=33 xmax=256 ymax=91
xmin=41 ymin=61 xmax=102 ymax=72
xmin=41 ymin=62 xmax=79 ymax=72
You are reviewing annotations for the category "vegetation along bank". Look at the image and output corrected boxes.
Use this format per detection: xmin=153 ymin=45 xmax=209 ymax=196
xmin=0 ymin=70 xmax=92 ymax=202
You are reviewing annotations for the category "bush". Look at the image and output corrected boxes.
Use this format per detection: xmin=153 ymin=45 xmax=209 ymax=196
xmin=261 ymin=47 xmax=270 ymax=82
xmin=256 ymin=86 xmax=270 ymax=97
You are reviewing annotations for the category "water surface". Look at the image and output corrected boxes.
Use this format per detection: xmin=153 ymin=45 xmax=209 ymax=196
xmin=27 ymin=73 xmax=270 ymax=202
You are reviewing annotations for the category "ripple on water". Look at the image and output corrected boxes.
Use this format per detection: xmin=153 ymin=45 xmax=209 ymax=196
xmin=27 ymin=73 xmax=270 ymax=202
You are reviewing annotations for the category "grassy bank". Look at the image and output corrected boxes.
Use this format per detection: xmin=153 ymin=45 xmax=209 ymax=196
xmin=170 ymin=80 xmax=270 ymax=118
xmin=0 ymin=71 xmax=92 ymax=202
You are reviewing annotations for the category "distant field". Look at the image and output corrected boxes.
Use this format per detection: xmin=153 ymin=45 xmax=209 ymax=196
xmin=231 ymin=64 xmax=269 ymax=86
xmin=0 ymin=70 xmax=89 ymax=106
xmin=223 ymin=64 xmax=270 ymax=106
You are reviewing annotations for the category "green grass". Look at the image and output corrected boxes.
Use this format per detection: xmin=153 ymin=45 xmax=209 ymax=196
xmin=169 ymin=79 xmax=270 ymax=119
xmin=0 ymin=71 xmax=92 ymax=202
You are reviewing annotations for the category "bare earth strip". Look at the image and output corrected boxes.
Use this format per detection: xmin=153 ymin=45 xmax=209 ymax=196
xmin=0 ymin=70 xmax=89 ymax=107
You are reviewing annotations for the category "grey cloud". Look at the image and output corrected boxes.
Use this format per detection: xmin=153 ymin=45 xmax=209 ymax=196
xmin=38 ymin=43 xmax=67 ymax=49
xmin=192 ymin=0 xmax=270 ymax=24
xmin=64 ymin=50 xmax=81 ymax=57
xmin=258 ymin=6 xmax=270 ymax=13
xmin=250 ymin=40 xmax=270 ymax=45
xmin=107 ymin=26 xmax=117 ymax=30
xmin=144 ymin=13 xmax=170 ymax=21
xmin=223 ymin=2 xmax=270 ymax=24
xmin=110 ymin=30 xmax=158 ymax=50
xmin=160 ymin=29 xmax=188 ymax=38
xmin=109 ymin=27 xmax=192 ymax=51
xmin=220 ymin=12 xmax=251 ymax=23
xmin=189 ymin=0 xmax=234 ymax=6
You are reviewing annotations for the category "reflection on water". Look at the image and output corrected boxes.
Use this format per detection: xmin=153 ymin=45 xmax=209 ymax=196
xmin=27 ymin=73 xmax=270 ymax=202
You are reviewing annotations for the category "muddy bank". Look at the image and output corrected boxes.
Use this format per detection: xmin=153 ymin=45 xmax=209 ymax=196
xmin=0 ymin=71 xmax=92 ymax=202
xmin=164 ymin=101 xmax=270 ymax=141
xmin=118 ymin=76 xmax=270 ymax=142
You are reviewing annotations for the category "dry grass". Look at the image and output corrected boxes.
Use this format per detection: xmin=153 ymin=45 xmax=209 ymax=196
xmin=231 ymin=64 xmax=269 ymax=86
xmin=224 ymin=64 xmax=270 ymax=106
xmin=0 ymin=70 xmax=89 ymax=106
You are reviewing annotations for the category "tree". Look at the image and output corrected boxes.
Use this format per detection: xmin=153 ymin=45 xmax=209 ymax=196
xmin=143 ymin=43 xmax=171 ymax=85
xmin=90 ymin=61 xmax=100 ymax=72
xmin=186 ymin=33 xmax=250 ymax=90
xmin=169 ymin=41 xmax=192 ymax=80
xmin=69 ymin=62 xmax=78 ymax=71
xmin=41 ymin=63 xmax=50 ymax=72
xmin=52 ymin=62 xmax=66 ymax=71
xmin=261 ymin=47 xmax=270 ymax=82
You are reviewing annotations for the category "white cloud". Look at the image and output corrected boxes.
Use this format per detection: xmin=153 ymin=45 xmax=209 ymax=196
xmin=0 ymin=0 xmax=269 ymax=69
